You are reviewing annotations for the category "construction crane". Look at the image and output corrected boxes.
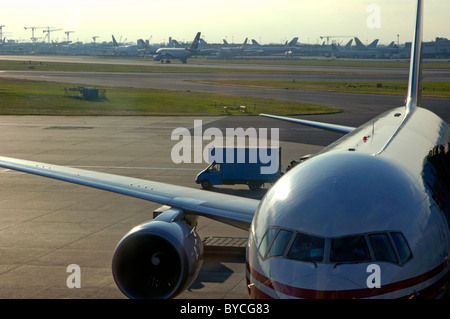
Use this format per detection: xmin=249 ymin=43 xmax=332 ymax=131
xmin=0 ymin=25 xmax=5 ymax=43
xmin=65 ymin=31 xmax=74 ymax=42
xmin=43 ymin=27 xmax=62 ymax=43
xmin=92 ymin=36 xmax=99 ymax=44
xmin=24 ymin=26 xmax=46 ymax=42
xmin=320 ymin=35 xmax=356 ymax=45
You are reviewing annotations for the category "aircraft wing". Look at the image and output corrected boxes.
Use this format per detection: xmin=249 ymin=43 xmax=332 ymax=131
xmin=0 ymin=156 xmax=258 ymax=230
xmin=260 ymin=113 xmax=355 ymax=134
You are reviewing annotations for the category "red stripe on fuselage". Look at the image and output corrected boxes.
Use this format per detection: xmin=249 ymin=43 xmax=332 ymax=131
xmin=246 ymin=258 xmax=450 ymax=299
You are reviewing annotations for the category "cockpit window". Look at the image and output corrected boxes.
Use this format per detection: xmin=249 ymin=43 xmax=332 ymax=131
xmin=391 ymin=232 xmax=412 ymax=264
xmin=258 ymin=227 xmax=277 ymax=258
xmin=330 ymin=235 xmax=370 ymax=263
xmin=369 ymin=233 xmax=398 ymax=263
xmin=257 ymin=227 xmax=412 ymax=266
xmin=286 ymin=233 xmax=325 ymax=262
xmin=267 ymin=229 xmax=293 ymax=258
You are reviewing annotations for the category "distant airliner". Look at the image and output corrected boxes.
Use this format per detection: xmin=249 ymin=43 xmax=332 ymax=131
xmin=0 ymin=0 xmax=448 ymax=299
xmin=111 ymin=35 xmax=145 ymax=56
xmin=354 ymin=37 xmax=379 ymax=50
xmin=251 ymin=37 xmax=299 ymax=55
xmin=153 ymin=32 xmax=201 ymax=63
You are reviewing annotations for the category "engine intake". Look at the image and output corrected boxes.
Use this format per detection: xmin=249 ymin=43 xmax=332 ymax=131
xmin=112 ymin=209 xmax=203 ymax=299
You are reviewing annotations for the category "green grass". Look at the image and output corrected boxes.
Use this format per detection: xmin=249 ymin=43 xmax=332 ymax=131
xmin=0 ymin=78 xmax=341 ymax=116
xmin=193 ymin=79 xmax=450 ymax=98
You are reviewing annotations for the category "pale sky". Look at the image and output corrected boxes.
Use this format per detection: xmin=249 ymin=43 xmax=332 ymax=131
xmin=1 ymin=0 xmax=448 ymax=45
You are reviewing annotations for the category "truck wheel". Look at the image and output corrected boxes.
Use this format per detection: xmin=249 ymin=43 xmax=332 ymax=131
xmin=248 ymin=181 xmax=262 ymax=191
xmin=201 ymin=180 xmax=212 ymax=189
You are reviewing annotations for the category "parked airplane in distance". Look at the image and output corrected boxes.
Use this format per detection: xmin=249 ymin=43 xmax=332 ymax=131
xmin=354 ymin=37 xmax=379 ymax=50
xmin=250 ymin=37 xmax=299 ymax=56
xmin=0 ymin=0 xmax=448 ymax=299
xmin=111 ymin=35 xmax=147 ymax=56
xmin=216 ymin=38 xmax=250 ymax=58
xmin=153 ymin=32 xmax=201 ymax=63
xmin=332 ymin=38 xmax=394 ymax=58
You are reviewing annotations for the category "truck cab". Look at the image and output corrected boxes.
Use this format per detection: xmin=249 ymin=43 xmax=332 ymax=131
xmin=196 ymin=162 xmax=222 ymax=189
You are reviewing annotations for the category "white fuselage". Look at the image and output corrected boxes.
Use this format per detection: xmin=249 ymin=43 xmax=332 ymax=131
xmin=153 ymin=48 xmax=192 ymax=62
xmin=246 ymin=107 xmax=450 ymax=298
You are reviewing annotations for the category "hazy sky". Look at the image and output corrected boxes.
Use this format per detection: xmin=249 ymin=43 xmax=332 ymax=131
xmin=1 ymin=0 xmax=448 ymax=45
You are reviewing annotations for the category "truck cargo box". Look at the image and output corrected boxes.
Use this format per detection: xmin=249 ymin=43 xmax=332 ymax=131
xmin=195 ymin=147 xmax=281 ymax=190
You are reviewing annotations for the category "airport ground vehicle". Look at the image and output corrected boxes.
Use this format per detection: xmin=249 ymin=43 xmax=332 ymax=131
xmin=195 ymin=147 xmax=281 ymax=190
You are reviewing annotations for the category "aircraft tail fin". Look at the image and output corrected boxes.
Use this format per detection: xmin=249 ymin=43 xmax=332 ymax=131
xmin=344 ymin=39 xmax=353 ymax=49
xmin=406 ymin=0 xmax=424 ymax=111
xmin=112 ymin=35 xmax=118 ymax=47
xmin=188 ymin=32 xmax=201 ymax=50
xmin=173 ymin=39 xmax=183 ymax=48
xmin=331 ymin=44 xmax=340 ymax=52
xmin=354 ymin=37 xmax=366 ymax=50
xmin=287 ymin=37 xmax=298 ymax=47
xmin=367 ymin=39 xmax=379 ymax=49
xmin=376 ymin=0 xmax=424 ymax=155
xmin=137 ymin=39 xmax=149 ymax=49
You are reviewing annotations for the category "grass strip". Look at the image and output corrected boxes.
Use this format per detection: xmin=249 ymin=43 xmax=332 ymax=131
xmin=0 ymin=78 xmax=341 ymax=116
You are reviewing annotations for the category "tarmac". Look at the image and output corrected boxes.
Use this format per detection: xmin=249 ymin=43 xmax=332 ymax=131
xmin=0 ymin=115 xmax=324 ymax=298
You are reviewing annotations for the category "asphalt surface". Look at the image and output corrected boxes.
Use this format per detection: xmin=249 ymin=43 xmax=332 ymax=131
xmin=0 ymin=115 xmax=323 ymax=299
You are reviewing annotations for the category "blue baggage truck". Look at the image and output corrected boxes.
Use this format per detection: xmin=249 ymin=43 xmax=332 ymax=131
xmin=195 ymin=147 xmax=281 ymax=190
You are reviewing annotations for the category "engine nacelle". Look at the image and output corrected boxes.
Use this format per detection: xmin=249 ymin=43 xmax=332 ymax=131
xmin=112 ymin=208 xmax=203 ymax=299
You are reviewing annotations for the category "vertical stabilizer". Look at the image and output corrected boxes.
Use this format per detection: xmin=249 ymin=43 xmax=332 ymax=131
xmin=354 ymin=37 xmax=366 ymax=50
xmin=376 ymin=0 xmax=425 ymax=155
xmin=367 ymin=39 xmax=379 ymax=49
xmin=112 ymin=35 xmax=118 ymax=47
xmin=188 ymin=32 xmax=201 ymax=50
xmin=344 ymin=39 xmax=353 ymax=49
xmin=288 ymin=37 xmax=299 ymax=47
xmin=406 ymin=0 xmax=424 ymax=111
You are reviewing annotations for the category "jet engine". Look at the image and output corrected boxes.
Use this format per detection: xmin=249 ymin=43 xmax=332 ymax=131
xmin=112 ymin=208 xmax=203 ymax=299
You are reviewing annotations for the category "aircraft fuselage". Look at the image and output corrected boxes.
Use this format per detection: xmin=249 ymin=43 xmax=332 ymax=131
xmin=247 ymin=107 xmax=450 ymax=298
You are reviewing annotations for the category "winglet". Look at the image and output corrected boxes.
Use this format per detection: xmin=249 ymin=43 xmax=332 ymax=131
xmin=406 ymin=0 xmax=424 ymax=112
xmin=260 ymin=114 xmax=355 ymax=134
